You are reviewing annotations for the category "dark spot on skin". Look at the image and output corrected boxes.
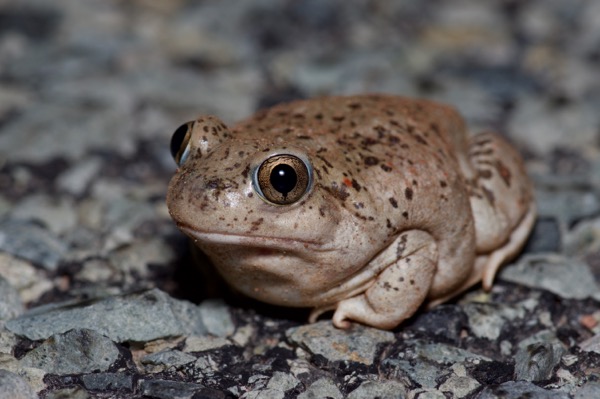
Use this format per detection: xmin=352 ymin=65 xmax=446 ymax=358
xmin=495 ymin=160 xmax=512 ymax=186
xmin=364 ymin=156 xmax=379 ymax=166
xmin=440 ymin=180 xmax=447 ymax=188
xmin=410 ymin=279 xmax=415 ymax=285
xmin=414 ymin=134 xmax=428 ymax=145
xmin=250 ymin=218 xmax=264 ymax=232
xmin=399 ymin=277 xmax=405 ymax=282
xmin=412 ymin=179 xmax=418 ymax=186
xmin=319 ymin=207 xmax=326 ymax=217
xmin=482 ymin=186 xmax=496 ymax=205
xmin=332 ymin=115 xmax=345 ymax=122
xmin=386 ymin=219 xmax=392 ymax=229
xmin=323 ymin=182 xmax=350 ymax=202
xmin=293 ymin=113 xmax=305 ymax=119
xmin=396 ymin=234 xmax=407 ymax=258
xmin=317 ymin=147 xmax=327 ymax=153
xmin=361 ymin=137 xmax=378 ymax=147
xmin=351 ymin=179 xmax=361 ymax=192
xmin=316 ymin=155 xmax=334 ymax=169
xmin=374 ymin=125 xmax=388 ymax=138
xmin=405 ymin=187 xmax=414 ymax=201
xmin=389 ymin=197 xmax=398 ymax=208
xmin=203 ymin=125 xmax=209 ymax=133
xmin=381 ymin=164 xmax=392 ymax=172
xmin=348 ymin=102 xmax=362 ymax=110
xmin=296 ymin=135 xmax=311 ymax=140
xmin=247 ymin=192 xmax=253 ymax=198
xmin=402 ymin=211 xmax=409 ymax=218
xmin=314 ymin=113 xmax=323 ymax=120
xmin=479 ymin=169 xmax=493 ymax=179
xmin=241 ymin=165 xmax=250 ymax=179
xmin=430 ymin=122 xmax=440 ymax=134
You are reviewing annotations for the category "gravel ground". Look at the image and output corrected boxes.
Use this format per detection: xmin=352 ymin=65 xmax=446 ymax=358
xmin=1 ymin=1 xmax=600 ymax=398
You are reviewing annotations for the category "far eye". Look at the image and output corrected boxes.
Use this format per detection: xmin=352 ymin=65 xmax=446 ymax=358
xmin=170 ymin=122 xmax=193 ymax=165
xmin=254 ymin=154 xmax=311 ymax=205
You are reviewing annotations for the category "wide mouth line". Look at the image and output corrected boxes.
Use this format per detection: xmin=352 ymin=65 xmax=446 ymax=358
xmin=177 ymin=222 xmax=327 ymax=251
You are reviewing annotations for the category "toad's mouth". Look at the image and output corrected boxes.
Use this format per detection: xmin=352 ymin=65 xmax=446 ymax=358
xmin=176 ymin=222 xmax=330 ymax=253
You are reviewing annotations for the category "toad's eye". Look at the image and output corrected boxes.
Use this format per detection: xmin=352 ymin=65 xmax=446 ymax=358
xmin=170 ymin=122 xmax=193 ymax=165
xmin=254 ymin=154 xmax=312 ymax=205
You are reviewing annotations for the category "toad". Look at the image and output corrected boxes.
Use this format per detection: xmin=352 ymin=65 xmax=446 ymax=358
xmin=166 ymin=94 xmax=535 ymax=330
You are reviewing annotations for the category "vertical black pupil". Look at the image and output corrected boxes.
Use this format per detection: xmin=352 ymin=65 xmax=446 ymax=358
xmin=270 ymin=164 xmax=297 ymax=196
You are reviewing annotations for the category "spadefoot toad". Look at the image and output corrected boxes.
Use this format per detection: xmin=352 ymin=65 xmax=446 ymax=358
xmin=167 ymin=94 xmax=535 ymax=330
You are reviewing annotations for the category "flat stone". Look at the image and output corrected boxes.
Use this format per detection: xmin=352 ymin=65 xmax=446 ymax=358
xmin=382 ymin=359 xmax=445 ymax=389
xmin=20 ymin=328 xmax=120 ymax=375
xmin=139 ymin=379 xmax=204 ymax=399
xmin=0 ymin=275 xmax=24 ymax=325
xmin=347 ymin=380 xmax=407 ymax=399
xmin=574 ymin=381 xmax=600 ymax=399
xmin=11 ymin=195 xmax=77 ymax=235
xmin=286 ymin=321 xmax=394 ymax=365
xmin=44 ymin=387 xmax=90 ymax=399
xmin=499 ymin=254 xmax=600 ymax=300
xmin=266 ymin=371 xmax=300 ymax=393
xmin=0 ymin=369 xmax=38 ymax=399
xmin=463 ymin=302 xmax=525 ymax=340
xmin=6 ymin=288 xmax=228 ymax=342
xmin=81 ymin=372 xmax=133 ymax=392
xmin=141 ymin=349 xmax=196 ymax=369
xmin=514 ymin=341 xmax=565 ymax=382
xmin=183 ymin=335 xmax=232 ymax=353
xmin=477 ymin=380 xmax=569 ymax=399
xmin=298 ymin=378 xmax=342 ymax=399
xmin=0 ymin=218 xmax=66 ymax=271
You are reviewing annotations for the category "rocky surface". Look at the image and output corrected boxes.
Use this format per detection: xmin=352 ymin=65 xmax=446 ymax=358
xmin=1 ymin=0 xmax=600 ymax=398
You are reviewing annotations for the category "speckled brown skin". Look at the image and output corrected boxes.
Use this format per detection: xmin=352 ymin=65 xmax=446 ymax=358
xmin=166 ymin=94 xmax=535 ymax=330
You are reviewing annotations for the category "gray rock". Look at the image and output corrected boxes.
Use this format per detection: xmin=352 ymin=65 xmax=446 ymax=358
xmin=0 ymin=275 xmax=24 ymax=324
xmin=198 ymin=299 xmax=236 ymax=337
xmin=476 ymin=380 xmax=569 ymax=399
xmin=139 ymin=379 xmax=204 ymax=399
xmin=298 ymin=378 xmax=343 ymax=399
xmin=463 ymin=303 xmax=525 ymax=340
xmin=44 ymin=387 xmax=90 ymax=399
xmin=347 ymin=380 xmax=407 ymax=399
xmin=81 ymin=372 xmax=133 ymax=391
xmin=286 ymin=320 xmax=394 ymax=365
xmin=56 ymin=157 xmax=103 ymax=196
xmin=438 ymin=370 xmax=480 ymax=398
xmin=534 ymin=188 xmax=600 ymax=227
xmin=183 ymin=335 xmax=232 ymax=353
xmin=383 ymin=359 xmax=448 ymax=388
xmin=245 ymin=372 xmax=300 ymax=399
xmin=20 ymin=329 xmax=119 ymax=375
xmin=0 ymin=369 xmax=38 ymax=399
xmin=514 ymin=341 xmax=565 ymax=382
xmin=7 ymin=288 xmax=231 ymax=342
xmin=141 ymin=349 xmax=196 ymax=368
xmin=0 ymin=218 xmax=66 ymax=271
xmin=574 ymin=381 xmax=600 ymax=399
xmin=412 ymin=340 xmax=492 ymax=364
xmin=499 ymin=254 xmax=600 ymax=300
xmin=266 ymin=371 xmax=300 ymax=393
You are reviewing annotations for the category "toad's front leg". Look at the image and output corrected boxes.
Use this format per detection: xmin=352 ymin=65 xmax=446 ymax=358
xmin=332 ymin=230 xmax=438 ymax=330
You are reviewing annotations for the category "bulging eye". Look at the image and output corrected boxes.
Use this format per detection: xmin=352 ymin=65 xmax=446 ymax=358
xmin=254 ymin=154 xmax=312 ymax=205
xmin=170 ymin=122 xmax=193 ymax=165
